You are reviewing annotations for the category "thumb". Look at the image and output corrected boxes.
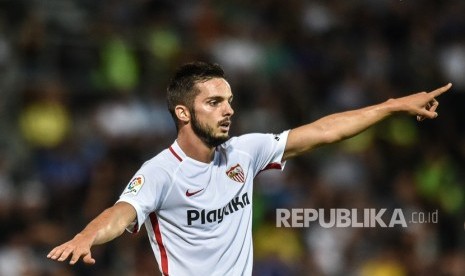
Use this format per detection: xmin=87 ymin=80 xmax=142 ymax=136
xmin=82 ymin=253 xmax=96 ymax=265
xmin=417 ymin=109 xmax=438 ymax=120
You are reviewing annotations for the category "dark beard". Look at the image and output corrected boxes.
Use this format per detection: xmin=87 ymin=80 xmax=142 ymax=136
xmin=191 ymin=110 xmax=229 ymax=148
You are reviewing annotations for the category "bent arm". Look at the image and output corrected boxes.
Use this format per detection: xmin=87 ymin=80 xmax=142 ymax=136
xmin=47 ymin=201 xmax=136 ymax=265
xmin=283 ymin=83 xmax=451 ymax=160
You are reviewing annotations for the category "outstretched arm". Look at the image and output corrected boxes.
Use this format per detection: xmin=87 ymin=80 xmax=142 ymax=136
xmin=47 ymin=201 xmax=136 ymax=265
xmin=283 ymin=83 xmax=452 ymax=160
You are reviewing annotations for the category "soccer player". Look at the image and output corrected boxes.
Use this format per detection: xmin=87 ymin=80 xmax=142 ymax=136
xmin=47 ymin=62 xmax=451 ymax=275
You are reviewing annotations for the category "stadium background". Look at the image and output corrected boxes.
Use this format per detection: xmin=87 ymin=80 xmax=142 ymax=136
xmin=0 ymin=0 xmax=464 ymax=275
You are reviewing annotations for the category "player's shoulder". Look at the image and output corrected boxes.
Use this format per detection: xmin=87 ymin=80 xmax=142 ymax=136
xmin=139 ymin=146 xmax=181 ymax=175
xmin=224 ymin=133 xmax=264 ymax=144
xmin=222 ymin=132 xmax=285 ymax=148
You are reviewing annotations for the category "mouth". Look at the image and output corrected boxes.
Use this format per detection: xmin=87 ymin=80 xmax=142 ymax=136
xmin=218 ymin=119 xmax=231 ymax=132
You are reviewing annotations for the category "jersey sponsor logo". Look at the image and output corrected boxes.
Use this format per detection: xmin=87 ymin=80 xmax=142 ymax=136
xmin=123 ymin=175 xmax=145 ymax=195
xmin=187 ymin=192 xmax=251 ymax=225
xmin=186 ymin=188 xmax=204 ymax=197
xmin=226 ymin=164 xmax=245 ymax=183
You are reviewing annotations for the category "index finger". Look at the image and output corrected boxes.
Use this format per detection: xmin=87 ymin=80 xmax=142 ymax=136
xmin=429 ymin=83 xmax=452 ymax=97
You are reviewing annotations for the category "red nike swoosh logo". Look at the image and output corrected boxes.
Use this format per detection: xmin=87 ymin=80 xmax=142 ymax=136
xmin=186 ymin=188 xmax=204 ymax=197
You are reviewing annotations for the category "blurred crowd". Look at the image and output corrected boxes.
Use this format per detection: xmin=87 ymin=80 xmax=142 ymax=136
xmin=0 ymin=0 xmax=464 ymax=275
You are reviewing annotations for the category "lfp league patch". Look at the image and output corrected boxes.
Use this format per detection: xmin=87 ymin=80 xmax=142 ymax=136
xmin=124 ymin=175 xmax=145 ymax=195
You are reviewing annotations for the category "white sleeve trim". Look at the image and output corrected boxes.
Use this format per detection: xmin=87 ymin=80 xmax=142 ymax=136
xmin=115 ymin=198 xmax=146 ymax=234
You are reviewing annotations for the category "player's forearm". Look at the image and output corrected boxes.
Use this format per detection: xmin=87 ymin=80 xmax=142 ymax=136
xmin=313 ymin=100 xmax=396 ymax=143
xmin=284 ymin=100 xmax=396 ymax=159
xmin=78 ymin=203 xmax=135 ymax=246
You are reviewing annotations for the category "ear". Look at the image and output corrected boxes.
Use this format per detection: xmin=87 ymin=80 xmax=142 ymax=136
xmin=175 ymin=105 xmax=190 ymax=124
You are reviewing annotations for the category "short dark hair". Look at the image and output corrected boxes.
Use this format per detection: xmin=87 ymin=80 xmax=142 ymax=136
xmin=166 ymin=61 xmax=225 ymax=129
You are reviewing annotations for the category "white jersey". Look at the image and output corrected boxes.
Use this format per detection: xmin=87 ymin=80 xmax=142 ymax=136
xmin=117 ymin=131 xmax=289 ymax=276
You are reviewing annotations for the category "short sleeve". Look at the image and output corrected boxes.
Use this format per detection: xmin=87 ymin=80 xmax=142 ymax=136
xmin=116 ymin=165 xmax=170 ymax=233
xmin=231 ymin=130 xmax=289 ymax=176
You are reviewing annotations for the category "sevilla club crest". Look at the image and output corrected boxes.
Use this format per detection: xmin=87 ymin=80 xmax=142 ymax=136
xmin=226 ymin=164 xmax=245 ymax=183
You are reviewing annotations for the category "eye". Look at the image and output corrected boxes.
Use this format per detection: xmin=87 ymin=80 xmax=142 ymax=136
xmin=208 ymin=100 xmax=219 ymax=106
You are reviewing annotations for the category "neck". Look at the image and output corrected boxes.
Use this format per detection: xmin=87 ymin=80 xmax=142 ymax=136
xmin=177 ymin=128 xmax=215 ymax=163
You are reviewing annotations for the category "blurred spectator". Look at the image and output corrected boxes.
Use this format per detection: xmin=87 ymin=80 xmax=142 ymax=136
xmin=439 ymin=43 xmax=465 ymax=90
xmin=19 ymin=80 xmax=71 ymax=149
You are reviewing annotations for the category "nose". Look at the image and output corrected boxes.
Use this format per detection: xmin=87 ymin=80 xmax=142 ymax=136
xmin=224 ymin=102 xmax=234 ymax=117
